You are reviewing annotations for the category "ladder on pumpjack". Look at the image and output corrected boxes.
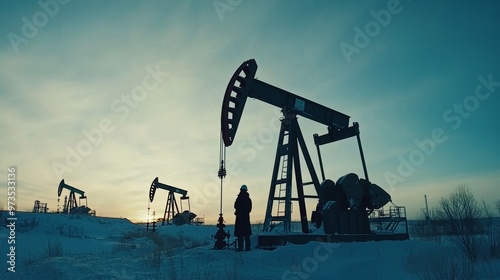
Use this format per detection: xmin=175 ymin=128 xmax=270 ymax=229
xmin=275 ymin=154 xmax=288 ymax=221
xmin=273 ymin=134 xmax=289 ymax=225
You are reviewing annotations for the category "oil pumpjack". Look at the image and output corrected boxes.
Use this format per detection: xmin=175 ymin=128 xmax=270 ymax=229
xmin=57 ymin=179 xmax=92 ymax=215
xmin=220 ymin=59 xmax=408 ymax=246
xmin=149 ymin=177 xmax=195 ymax=225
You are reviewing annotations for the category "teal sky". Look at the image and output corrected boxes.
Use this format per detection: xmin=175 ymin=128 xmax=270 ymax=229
xmin=1 ymin=0 xmax=499 ymax=223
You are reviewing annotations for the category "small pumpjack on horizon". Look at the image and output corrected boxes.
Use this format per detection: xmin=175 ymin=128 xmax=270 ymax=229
xmin=57 ymin=179 xmax=92 ymax=215
xmin=149 ymin=177 xmax=196 ymax=226
xmin=33 ymin=200 xmax=48 ymax=213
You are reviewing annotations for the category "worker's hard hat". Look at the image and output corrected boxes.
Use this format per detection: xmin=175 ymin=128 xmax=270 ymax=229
xmin=240 ymin=185 xmax=248 ymax=191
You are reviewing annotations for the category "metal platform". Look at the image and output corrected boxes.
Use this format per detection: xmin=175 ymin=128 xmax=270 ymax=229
xmin=258 ymin=206 xmax=410 ymax=249
xmin=258 ymin=232 xmax=409 ymax=249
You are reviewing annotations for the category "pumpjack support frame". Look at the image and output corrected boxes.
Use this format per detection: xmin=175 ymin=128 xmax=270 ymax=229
xmin=263 ymin=112 xmax=323 ymax=233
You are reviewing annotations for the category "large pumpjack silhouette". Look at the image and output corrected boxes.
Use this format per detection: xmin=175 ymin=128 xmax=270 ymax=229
xmin=220 ymin=59 xmax=408 ymax=245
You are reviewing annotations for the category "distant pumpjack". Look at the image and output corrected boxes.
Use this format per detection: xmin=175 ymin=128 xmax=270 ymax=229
xmin=149 ymin=177 xmax=192 ymax=225
xmin=58 ymin=179 xmax=90 ymax=214
xmin=33 ymin=200 xmax=48 ymax=213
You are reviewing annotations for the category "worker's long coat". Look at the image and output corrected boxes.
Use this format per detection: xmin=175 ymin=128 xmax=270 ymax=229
xmin=234 ymin=190 xmax=252 ymax=237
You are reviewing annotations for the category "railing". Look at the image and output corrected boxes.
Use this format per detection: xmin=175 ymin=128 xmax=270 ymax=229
xmin=192 ymin=217 xmax=205 ymax=225
xmin=369 ymin=206 xmax=408 ymax=234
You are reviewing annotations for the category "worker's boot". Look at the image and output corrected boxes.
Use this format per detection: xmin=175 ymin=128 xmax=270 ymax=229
xmin=237 ymin=237 xmax=243 ymax=251
xmin=244 ymin=236 xmax=251 ymax=251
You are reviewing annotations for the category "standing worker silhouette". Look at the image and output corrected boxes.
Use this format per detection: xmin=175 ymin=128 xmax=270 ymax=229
xmin=234 ymin=184 xmax=252 ymax=251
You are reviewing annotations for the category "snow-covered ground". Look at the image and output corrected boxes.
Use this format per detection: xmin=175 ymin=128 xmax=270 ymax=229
xmin=1 ymin=212 xmax=499 ymax=279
